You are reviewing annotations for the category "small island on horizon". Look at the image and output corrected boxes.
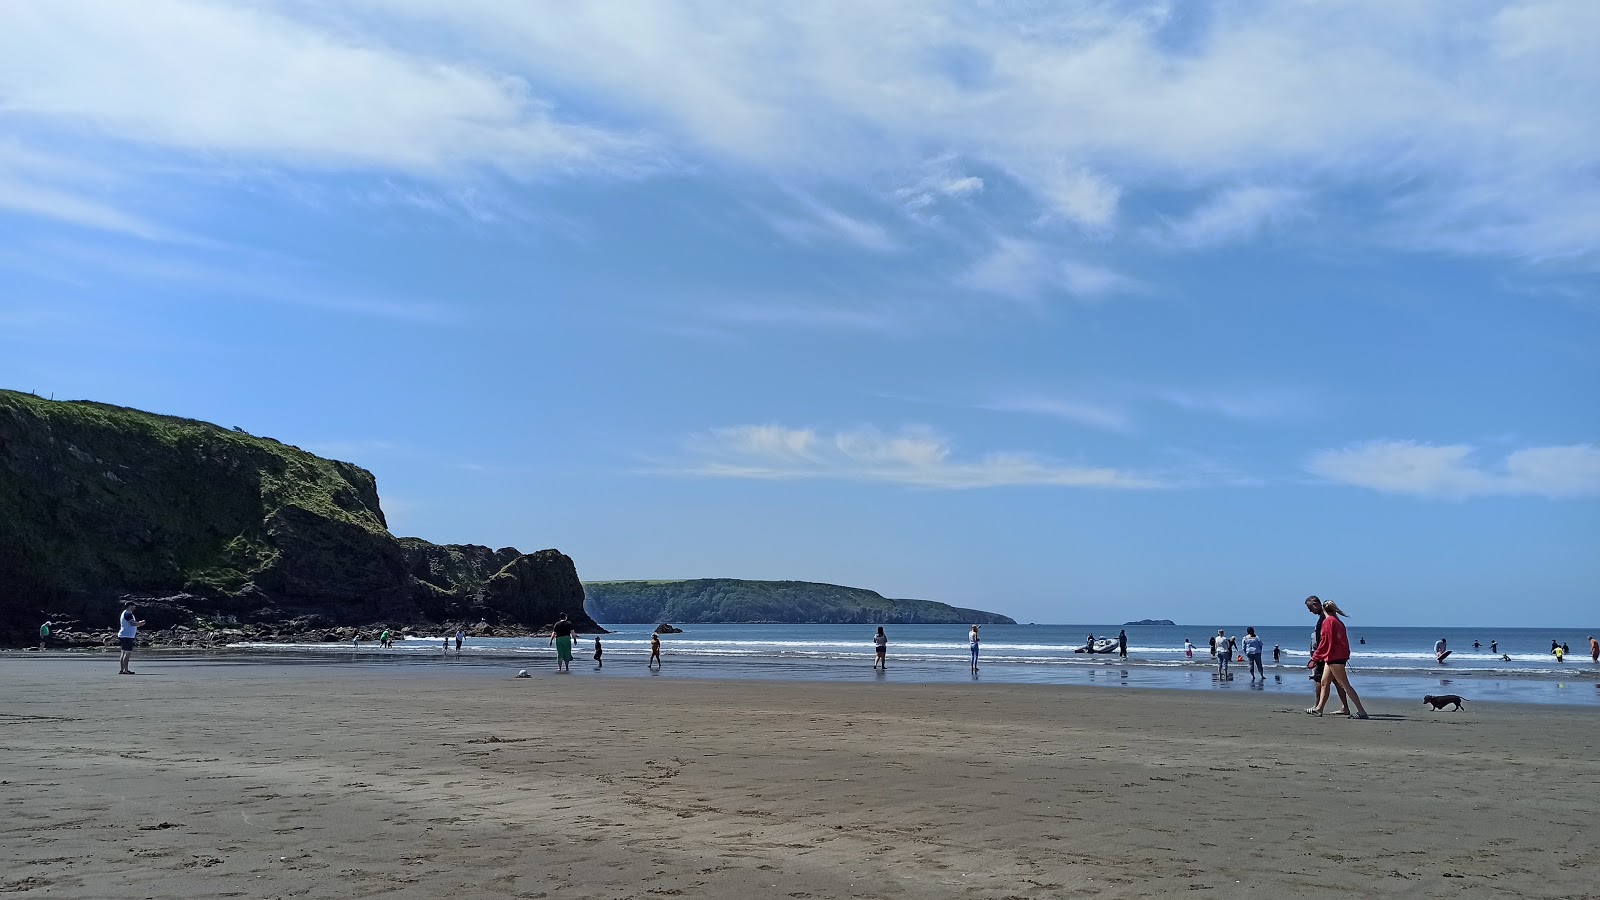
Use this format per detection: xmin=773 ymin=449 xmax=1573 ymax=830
xmin=1123 ymin=619 xmax=1177 ymax=626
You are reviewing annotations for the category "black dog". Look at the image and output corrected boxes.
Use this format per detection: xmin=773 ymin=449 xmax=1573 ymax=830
xmin=1423 ymin=694 xmax=1467 ymax=711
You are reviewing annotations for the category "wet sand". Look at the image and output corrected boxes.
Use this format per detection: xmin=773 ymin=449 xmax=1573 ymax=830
xmin=2 ymin=654 xmax=1596 ymax=898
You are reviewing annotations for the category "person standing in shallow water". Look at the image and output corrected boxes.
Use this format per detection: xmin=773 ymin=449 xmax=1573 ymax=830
xmin=1215 ymin=629 xmax=1230 ymax=676
xmin=873 ymin=627 xmax=887 ymax=670
xmin=1118 ymin=629 xmax=1128 ymax=659
xmin=549 ymin=613 xmax=576 ymax=672
xmin=969 ymin=625 xmax=981 ymax=673
xmin=592 ymin=636 xmax=603 ymax=668
xmin=1243 ymin=628 xmax=1264 ymax=680
xmin=647 ymin=633 xmax=662 ymax=668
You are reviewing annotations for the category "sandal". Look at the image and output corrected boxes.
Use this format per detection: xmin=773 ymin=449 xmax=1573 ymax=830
xmin=1304 ymin=708 xmax=1322 ymax=716
xmin=1353 ymin=712 xmax=1370 ymax=720
xmin=1329 ymin=709 xmax=1349 ymax=716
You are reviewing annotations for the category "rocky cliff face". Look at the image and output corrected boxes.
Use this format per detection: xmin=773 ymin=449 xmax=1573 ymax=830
xmin=0 ymin=390 xmax=594 ymax=645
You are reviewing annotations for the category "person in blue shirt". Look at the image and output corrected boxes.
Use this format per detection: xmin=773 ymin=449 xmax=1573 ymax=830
xmin=1243 ymin=627 xmax=1265 ymax=680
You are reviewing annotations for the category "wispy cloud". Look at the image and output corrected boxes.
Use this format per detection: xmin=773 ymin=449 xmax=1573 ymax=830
xmin=1307 ymin=440 xmax=1600 ymax=499
xmin=979 ymin=395 xmax=1131 ymax=433
xmin=765 ymin=194 xmax=899 ymax=252
xmin=659 ymin=423 xmax=1163 ymax=489
xmin=0 ymin=2 xmax=648 ymax=177
xmin=695 ymin=299 xmax=905 ymax=335
xmin=4 ymin=2 xmax=1595 ymax=260
xmin=960 ymin=238 xmax=1132 ymax=302
xmin=18 ymin=240 xmax=456 ymax=323
xmin=1151 ymin=186 xmax=1307 ymax=248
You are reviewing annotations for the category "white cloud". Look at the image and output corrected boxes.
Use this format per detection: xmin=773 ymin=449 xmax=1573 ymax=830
xmin=3 ymin=2 xmax=1596 ymax=260
xmin=0 ymin=2 xmax=649 ymax=175
xmin=765 ymin=195 xmax=899 ymax=252
xmin=980 ymin=396 xmax=1131 ymax=433
xmin=960 ymin=238 xmax=1132 ymax=301
xmin=1307 ymin=440 xmax=1600 ymax=499
xmin=1153 ymin=186 xmax=1307 ymax=248
xmin=667 ymin=424 xmax=1163 ymax=489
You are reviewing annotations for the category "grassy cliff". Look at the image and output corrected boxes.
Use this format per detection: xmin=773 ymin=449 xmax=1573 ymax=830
xmin=0 ymin=390 xmax=589 ymax=644
xmin=582 ymin=578 xmax=1015 ymax=625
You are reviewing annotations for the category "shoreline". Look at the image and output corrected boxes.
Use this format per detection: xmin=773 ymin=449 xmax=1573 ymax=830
xmin=3 ymin=656 xmax=1596 ymax=899
xmin=14 ymin=643 xmax=1600 ymax=708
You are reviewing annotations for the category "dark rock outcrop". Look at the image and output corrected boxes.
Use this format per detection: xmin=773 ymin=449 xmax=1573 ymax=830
xmin=0 ymin=390 xmax=596 ymax=645
xmin=654 ymin=623 xmax=684 ymax=634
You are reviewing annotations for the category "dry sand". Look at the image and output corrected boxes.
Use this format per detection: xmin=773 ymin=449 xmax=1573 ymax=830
xmin=2 ymin=654 xmax=1597 ymax=899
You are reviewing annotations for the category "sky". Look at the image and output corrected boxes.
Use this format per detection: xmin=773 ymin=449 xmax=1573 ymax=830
xmin=1 ymin=1 xmax=1596 ymax=627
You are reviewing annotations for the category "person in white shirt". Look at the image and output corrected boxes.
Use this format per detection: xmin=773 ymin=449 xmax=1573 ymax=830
xmin=117 ymin=602 xmax=145 ymax=675
xmin=968 ymin=625 xmax=981 ymax=673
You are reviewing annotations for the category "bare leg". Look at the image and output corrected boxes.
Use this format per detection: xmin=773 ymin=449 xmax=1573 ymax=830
xmin=1328 ymin=665 xmax=1367 ymax=716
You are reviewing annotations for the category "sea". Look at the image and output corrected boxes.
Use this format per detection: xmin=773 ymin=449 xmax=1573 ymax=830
xmin=233 ymin=622 xmax=1600 ymax=708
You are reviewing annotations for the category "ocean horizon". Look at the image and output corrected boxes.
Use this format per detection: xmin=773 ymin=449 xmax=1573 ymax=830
xmin=230 ymin=622 xmax=1600 ymax=708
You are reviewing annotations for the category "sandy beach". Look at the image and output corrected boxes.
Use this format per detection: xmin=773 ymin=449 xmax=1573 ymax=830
xmin=2 ymin=654 xmax=1596 ymax=899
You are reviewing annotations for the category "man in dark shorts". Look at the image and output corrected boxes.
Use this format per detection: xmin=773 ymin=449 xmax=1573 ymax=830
xmin=117 ymin=601 xmax=145 ymax=675
xmin=1305 ymin=596 xmax=1349 ymax=715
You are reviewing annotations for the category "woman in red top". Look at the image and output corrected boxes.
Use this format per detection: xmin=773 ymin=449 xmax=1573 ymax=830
xmin=1306 ymin=601 xmax=1369 ymax=719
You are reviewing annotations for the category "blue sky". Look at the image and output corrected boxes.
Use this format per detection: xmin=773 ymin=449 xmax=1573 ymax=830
xmin=2 ymin=1 xmax=1596 ymax=626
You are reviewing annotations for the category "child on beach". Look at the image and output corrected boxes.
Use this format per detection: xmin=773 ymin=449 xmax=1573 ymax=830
xmin=593 ymin=636 xmax=603 ymax=668
xmin=873 ymin=627 xmax=887 ymax=670
xmin=1184 ymin=639 xmax=1194 ymax=660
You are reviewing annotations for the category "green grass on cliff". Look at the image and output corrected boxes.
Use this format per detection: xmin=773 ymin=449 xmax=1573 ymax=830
xmin=0 ymin=389 xmax=391 ymax=599
xmin=0 ymin=390 xmax=388 ymax=534
xmin=581 ymin=578 xmax=1015 ymax=624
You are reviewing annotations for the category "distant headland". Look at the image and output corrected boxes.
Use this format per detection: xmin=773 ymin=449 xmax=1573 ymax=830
xmin=584 ymin=579 xmax=1015 ymax=625
xmin=1123 ymin=619 xmax=1176 ymax=626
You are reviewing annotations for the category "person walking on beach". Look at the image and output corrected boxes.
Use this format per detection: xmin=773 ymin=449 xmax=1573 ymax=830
xmin=593 ymin=636 xmax=603 ymax=668
xmin=116 ymin=602 xmax=145 ymax=675
xmin=39 ymin=621 xmax=51 ymax=651
xmin=1305 ymin=596 xmax=1350 ymax=716
xmin=969 ymin=625 xmax=982 ymax=672
xmin=647 ymin=632 xmax=662 ymax=668
xmin=1184 ymin=639 xmax=1194 ymax=660
xmin=873 ymin=627 xmax=888 ymax=670
xmin=1306 ymin=600 xmax=1369 ymax=718
xmin=1118 ymin=629 xmax=1128 ymax=659
xmin=1243 ymin=628 xmax=1264 ymax=680
xmin=1215 ymin=629 xmax=1230 ymax=676
xmin=549 ymin=613 xmax=576 ymax=672
xmin=455 ymin=629 xmax=464 ymax=653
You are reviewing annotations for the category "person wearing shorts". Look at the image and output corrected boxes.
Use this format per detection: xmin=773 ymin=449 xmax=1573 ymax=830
xmin=1306 ymin=600 xmax=1369 ymax=718
xmin=117 ymin=602 xmax=145 ymax=675
xmin=1304 ymin=596 xmax=1349 ymax=715
xmin=873 ymin=627 xmax=887 ymax=670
